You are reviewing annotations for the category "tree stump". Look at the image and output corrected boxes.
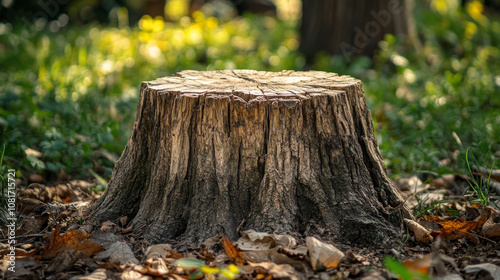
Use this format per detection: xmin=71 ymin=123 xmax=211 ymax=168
xmin=87 ymin=70 xmax=411 ymax=246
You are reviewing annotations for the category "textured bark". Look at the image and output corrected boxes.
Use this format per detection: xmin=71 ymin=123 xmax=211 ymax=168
xmin=86 ymin=70 xmax=411 ymax=246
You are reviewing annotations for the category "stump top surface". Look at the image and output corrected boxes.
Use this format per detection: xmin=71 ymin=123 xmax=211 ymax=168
xmin=145 ymin=70 xmax=361 ymax=101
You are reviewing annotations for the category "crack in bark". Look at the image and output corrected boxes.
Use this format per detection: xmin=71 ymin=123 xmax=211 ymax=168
xmin=86 ymin=70 xmax=408 ymax=247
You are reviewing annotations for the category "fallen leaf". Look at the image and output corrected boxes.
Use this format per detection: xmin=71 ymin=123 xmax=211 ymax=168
xmin=242 ymin=248 xmax=305 ymax=270
xmin=120 ymin=216 xmax=128 ymax=227
xmin=45 ymin=250 xmax=84 ymax=274
xmin=89 ymin=231 xmax=118 ymax=248
xmin=405 ymin=218 xmax=433 ymax=244
xmin=100 ymin=220 xmax=118 ymax=232
xmin=235 ymin=230 xmax=278 ymax=251
xmin=345 ymin=250 xmax=362 ymax=262
xmin=281 ymin=245 xmax=308 ymax=257
xmin=235 ymin=230 xmax=297 ymax=251
xmin=434 ymin=218 xmax=480 ymax=241
xmin=166 ymin=249 xmax=184 ymax=259
xmin=247 ymin=261 xmax=301 ymax=280
xmin=95 ymin=241 xmax=138 ymax=264
xmin=173 ymin=258 xmax=206 ymax=270
xmin=120 ymin=269 xmax=146 ymax=280
xmin=464 ymin=263 xmax=500 ymax=279
xmin=2 ymin=256 xmax=43 ymax=279
xmin=78 ymin=268 xmax=117 ymax=280
xmin=29 ymin=174 xmax=44 ymax=183
xmin=431 ymin=175 xmax=456 ymax=189
xmin=144 ymin=244 xmax=172 ymax=260
xmin=481 ymin=214 xmax=500 ymax=239
xmin=403 ymin=254 xmax=432 ymax=275
xmin=17 ymin=197 xmax=45 ymax=215
xmin=41 ymin=227 xmax=104 ymax=259
xmin=221 ymin=234 xmax=245 ymax=265
xmin=139 ymin=258 xmax=170 ymax=276
xmin=306 ymin=236 xmax=344 ymax=271
xmin=122 ymin=224 xmax=134 ymax=234
xmin=0 ymin=246 xmax=41 ymax=258
xmin=394 ymin=176 xmax=423 ymax=192
xmin=202 ymin=233 xmax=222 ymax=250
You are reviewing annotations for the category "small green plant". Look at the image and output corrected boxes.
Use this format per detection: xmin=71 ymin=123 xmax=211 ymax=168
xmin=88 ymin=169 xmax=108 ymax=193
xmin=414 ymin=198 xmax=457 ymax=218
xmin=465 ymin=148 xmax=495 ymax=207
xmin=173 ymin=258 xmax=240 ymax=279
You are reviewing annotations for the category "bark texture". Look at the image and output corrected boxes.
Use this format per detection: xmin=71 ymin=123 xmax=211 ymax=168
xmin=86 ymin=70 xmax=411 ymax=246
xmin=300 ymin=0 xmax=411 ymax=62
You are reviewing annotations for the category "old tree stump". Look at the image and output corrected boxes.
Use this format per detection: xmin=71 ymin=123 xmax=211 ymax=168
xmin=87 ymin=70 xmax=411 ymax=246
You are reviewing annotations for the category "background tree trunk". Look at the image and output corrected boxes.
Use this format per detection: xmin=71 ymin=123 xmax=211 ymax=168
xmin=299 ymin=0 xmax=411 ymax=63
xmin=86 ymin=70 xmax=411 ymax=246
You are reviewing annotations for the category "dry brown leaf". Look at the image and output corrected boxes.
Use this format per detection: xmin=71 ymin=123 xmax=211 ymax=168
xmin=235 ymin=230 xmax=297 ymax=251
xmin=165 ymin=249 xmax=184 ymax=259
xmin=306 ymin=236 xmax=344 ymax=271
xmin=122 ymin=224 xmax=134 ymax=234
xmin=481 ymin=212 xmax=500 ymax=239
xmin=403 ymin=254 xmax=432 ymax=275
xmin=17 ymin=197 xmax=45 ymax=215
xmin=45 ymin=250 xmax=84 ymax=274
xmin=221 ymin=234 xmax=245 ymax=265
xmin=431 ymin=209 xmax=491 ymax=241
xmin=145 ymin=256 xmax=169 ymax=273
xmin=242 ymin=248 xmax=305 ymax=271
xmin=138 ymin=258 xmax=170 ymax=277
xmin=464 ymin=263 xmax=500 ymax=278
xmin=435 ymin=218 xmax=477 ymax=240
xmin=41 ymin=227 xmax=104 ymax=259
xmin=95 ymin=241 xmax=138 ymax=264
xmin=100 ymin=220 xmax=118 ymax=232
xmin=29 ymin=174 xmax=44 ymax=183
xmin=79 ymin=268 xmax=117 ymax=280
xmin=143 ymin=244 xmax=172 ymax=260
xmin=404 ymin=219 xmax=433 ymax=244
xmin=2 ymin=256 xmax=43 ymax=279
xmin=247 ymin=261 xmax=300 ymax=280
xmin=120 ymin=216 xmax=128 ymax=227
xmin=0 ymin=246 xmax=41 ymax=258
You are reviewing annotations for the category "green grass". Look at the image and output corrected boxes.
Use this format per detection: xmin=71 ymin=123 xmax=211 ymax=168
xmin=0 ymin=1 xmax=499 ymax=181
xmin=0 ymin=144 xmax=8 ymax=225
xmin=465 ymin=148 xmax=497 ymax=207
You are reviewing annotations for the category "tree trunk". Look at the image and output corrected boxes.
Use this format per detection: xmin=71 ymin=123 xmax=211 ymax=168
xmin=86 ymin=70 xmax=411 ymax=246
xmin=299 ymin=0 xmax=411 ymax=63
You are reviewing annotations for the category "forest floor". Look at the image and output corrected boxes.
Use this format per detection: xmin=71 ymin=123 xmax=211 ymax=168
xmin=1 ymin=1 xmax=500 ymax=279
xmin=1 ymin=167 xmax=500 ymax=280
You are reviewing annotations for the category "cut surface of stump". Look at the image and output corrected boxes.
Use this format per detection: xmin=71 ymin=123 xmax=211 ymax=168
xmin=87 ymin=70 xmax=410 ymax=246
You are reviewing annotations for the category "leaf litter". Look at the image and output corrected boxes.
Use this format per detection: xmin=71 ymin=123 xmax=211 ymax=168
xmin=2 ymin=166 xmax=500 ymax=279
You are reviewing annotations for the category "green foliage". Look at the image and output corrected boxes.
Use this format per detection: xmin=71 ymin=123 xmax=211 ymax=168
xmin=88 ymin=168 xmax=108 ymax=193
xmin=0 ymin=143 xmax=17 ymax=226
xmin=0 ymin=12 xmax=300 ymax=179
xmin=383 ymin=257 xmax=430 ymax=280
xmin=173 ymin=259 xmax=240 ymax=279
xmin=0 ymin=0 xmax=498 ymax=179
xmin=0 ymin=144 xmax=8 ymax=225
xmin=464 ymin=148 xmax=496 ymax=207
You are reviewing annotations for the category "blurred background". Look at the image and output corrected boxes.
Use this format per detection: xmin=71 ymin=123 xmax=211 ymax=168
xmin=0 ymin=0 xmax=498 ymax=185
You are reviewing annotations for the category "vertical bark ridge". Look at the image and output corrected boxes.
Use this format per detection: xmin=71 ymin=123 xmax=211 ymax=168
xmin=86 ymin=70 xmax=410 ymax=246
